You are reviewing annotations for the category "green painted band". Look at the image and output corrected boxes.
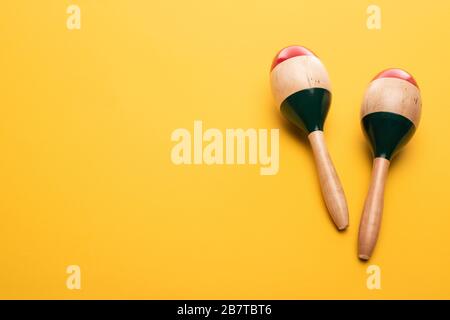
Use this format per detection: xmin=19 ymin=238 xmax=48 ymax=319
xmin=280 ymin=88 xmax=331 ymax=133
xmin=362 ymin=111 xmax=416 ymax=160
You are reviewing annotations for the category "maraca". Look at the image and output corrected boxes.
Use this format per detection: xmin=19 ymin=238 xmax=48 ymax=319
xmin=358 ymin=69 xmax=422 ymax=260
xmin=270 ymin=46 xmax=349 ymax=230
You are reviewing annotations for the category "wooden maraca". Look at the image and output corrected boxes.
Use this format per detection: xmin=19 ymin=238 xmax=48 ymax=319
xmin=270 ymin=45 xmax=349 ymax=230
xmin=358 ymin=68 xmax=422 ymax=260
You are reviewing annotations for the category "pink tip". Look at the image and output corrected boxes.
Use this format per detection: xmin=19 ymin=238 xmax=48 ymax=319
xmin=372 ymin=68 xmax=419 ymax=88
xmin=270 ymin=46 xmax=316 ymax=71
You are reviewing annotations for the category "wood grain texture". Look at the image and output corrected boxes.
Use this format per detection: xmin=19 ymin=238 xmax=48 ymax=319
xmin=270 ymin=55 xmax=331 ymax=108
xmin=308 ymin=130 xmax=349 ymax=230
xmin=361 ymin=77 xmax=421 ymax=127
xmin=358 ymin=157 xmax=390 ymax=260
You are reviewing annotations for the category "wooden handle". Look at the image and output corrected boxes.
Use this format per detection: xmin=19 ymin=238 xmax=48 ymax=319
xmin=358 ymin=157 xmax=390 ymax=260
xmin=308 ymin=131 xmax=349 ymax=230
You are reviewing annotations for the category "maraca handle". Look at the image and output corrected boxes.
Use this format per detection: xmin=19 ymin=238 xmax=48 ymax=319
xmin=308 ymin=131 xmax=349 ymax=230
xmin=358 ymin=157 xmax=390 ymax=260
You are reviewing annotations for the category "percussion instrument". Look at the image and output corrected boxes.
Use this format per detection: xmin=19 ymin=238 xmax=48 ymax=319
xmin=270 ymin=45 xmax=349 ymax=230
xmin=358 ymin=68 xmax=422 ymax=260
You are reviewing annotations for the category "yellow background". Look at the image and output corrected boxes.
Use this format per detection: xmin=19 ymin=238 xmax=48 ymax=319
xmin=1 ymin=0 xmax=449 ymax=299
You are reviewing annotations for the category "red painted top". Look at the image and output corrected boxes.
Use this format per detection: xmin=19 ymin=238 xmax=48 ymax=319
xmin=373 ymin=68 xmax=419 ymax=88
xmin=270 ymin=46 xmax=316 ymax=71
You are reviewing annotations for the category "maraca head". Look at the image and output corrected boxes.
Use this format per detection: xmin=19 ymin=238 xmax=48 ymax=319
xmin=361 ymin=68 xmax=422 ymax=159
xmin=270 ymin=46 xmax=331 ymax=133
